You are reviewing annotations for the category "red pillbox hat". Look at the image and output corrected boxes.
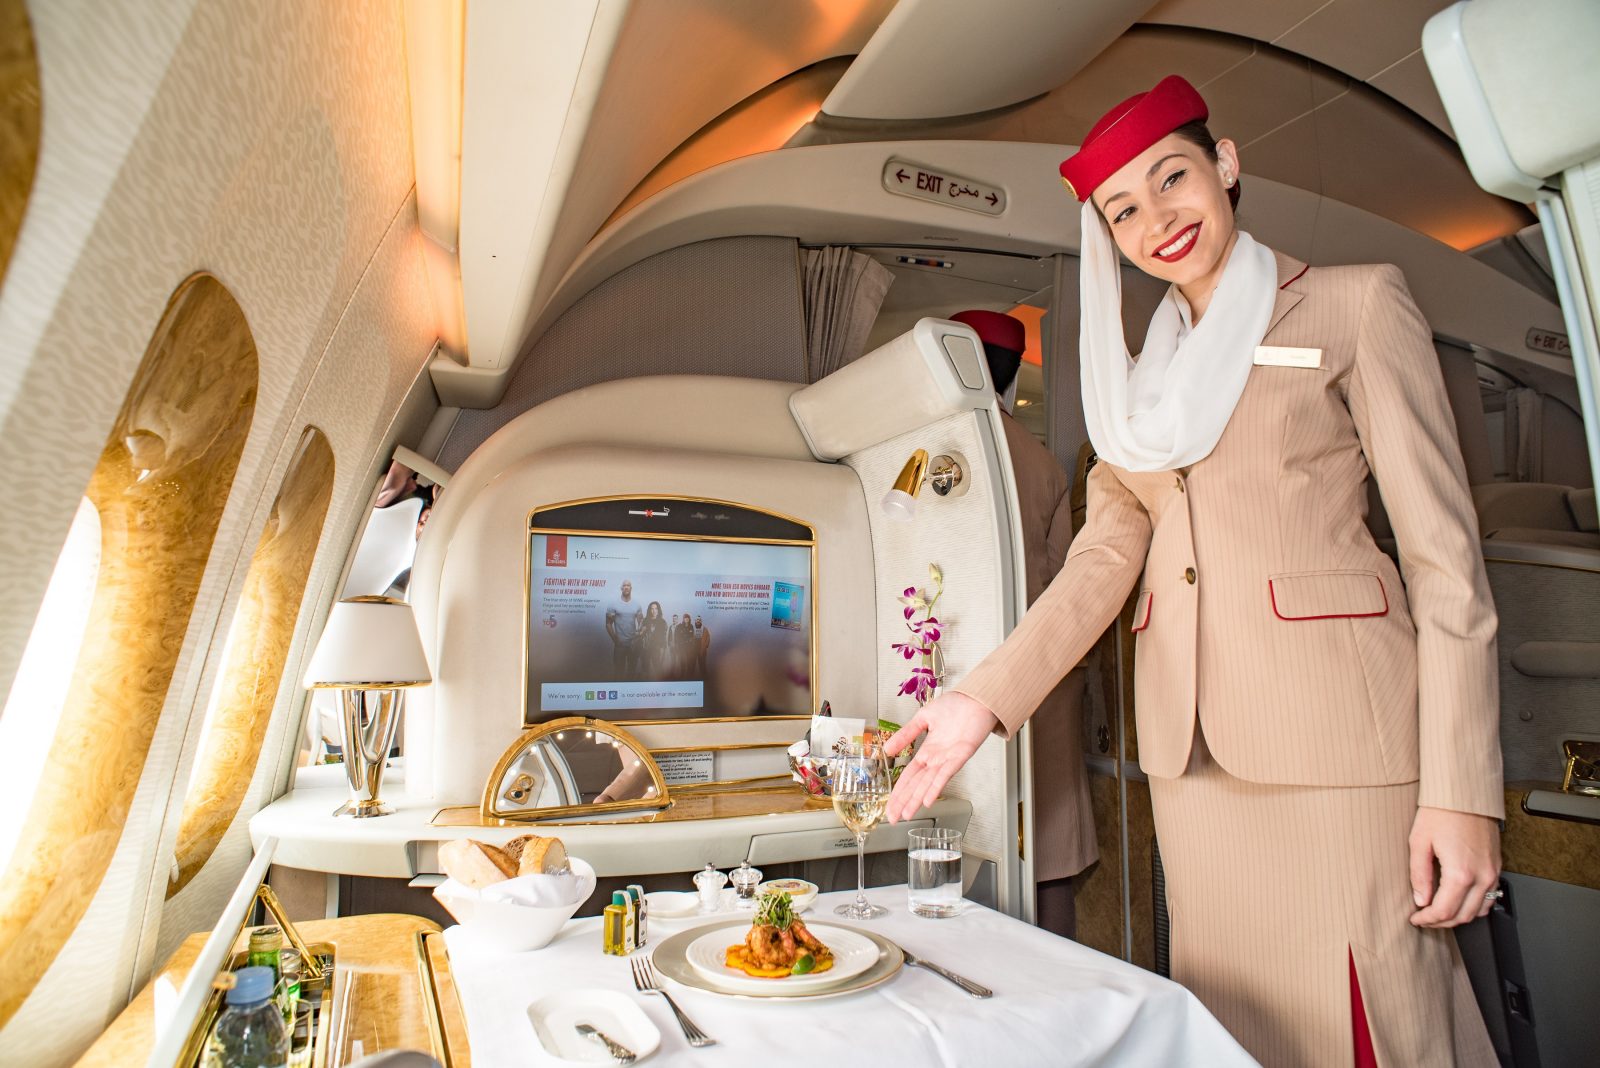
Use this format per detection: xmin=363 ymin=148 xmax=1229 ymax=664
xmin=1059 ymin=75 xmax=1208 ymax=202
xmin=950 ymin=309 xmax=1026 ymax=354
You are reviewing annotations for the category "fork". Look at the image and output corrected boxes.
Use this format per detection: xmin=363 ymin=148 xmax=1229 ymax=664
xmin=629 ymin=956 xmax=717 ymax=1048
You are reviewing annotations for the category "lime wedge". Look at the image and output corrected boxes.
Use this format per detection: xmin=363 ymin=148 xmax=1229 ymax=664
xmin=790 ymin=952 xmax=815 ymax=975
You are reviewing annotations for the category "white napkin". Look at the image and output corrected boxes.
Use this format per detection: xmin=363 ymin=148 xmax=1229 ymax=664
xmin=480 ymin=870 xmax=588 ymax=908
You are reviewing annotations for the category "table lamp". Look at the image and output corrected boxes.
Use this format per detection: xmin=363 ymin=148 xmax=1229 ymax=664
xmin=303 ymin=595 xmax=431 ymax=817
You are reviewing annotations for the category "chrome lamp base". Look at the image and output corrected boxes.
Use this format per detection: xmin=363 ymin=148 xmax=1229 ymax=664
xmin=333 ymin=687 xmax=403 ymax=818
xmin=332 ymin=798 xmax=393 ymax=819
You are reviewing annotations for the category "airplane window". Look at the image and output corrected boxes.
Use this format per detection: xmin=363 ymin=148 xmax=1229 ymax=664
xmin=168 ymin=427 xmax=334 ymax=898
xmin=0 ymin=498 xmax=100 ymax=874
xmin=0 ymin=0 xmax=41 ymax=288
xmin=0 ymin=273 xmax=256 ymax=1025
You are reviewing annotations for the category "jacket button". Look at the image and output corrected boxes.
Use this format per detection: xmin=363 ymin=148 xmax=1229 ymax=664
xmin=1184 ymin=567 xmax=1196 ymax=584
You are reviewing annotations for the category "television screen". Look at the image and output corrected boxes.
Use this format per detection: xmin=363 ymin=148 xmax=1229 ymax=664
xmin=525 ymin=530 xmax=813 ymax=724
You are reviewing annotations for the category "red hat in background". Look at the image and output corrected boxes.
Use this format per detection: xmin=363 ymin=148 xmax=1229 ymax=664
xmin=1059 ymin=75 xmax=1208 ymax=202
xmin=949 ymin=309 xmax=1026 ymax=354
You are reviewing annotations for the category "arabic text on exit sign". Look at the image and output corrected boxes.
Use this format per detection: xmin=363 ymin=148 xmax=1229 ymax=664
xmin=883 ymin=159 xmax=1006 ymax=216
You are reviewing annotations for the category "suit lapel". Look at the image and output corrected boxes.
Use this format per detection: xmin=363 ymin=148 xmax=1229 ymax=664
xmin=1265 ymin=250 xmax=1307 ymax=337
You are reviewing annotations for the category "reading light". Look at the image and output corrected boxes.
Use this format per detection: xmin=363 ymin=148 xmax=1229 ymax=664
xmin=881 ymin=449 xmax=965 ymax=521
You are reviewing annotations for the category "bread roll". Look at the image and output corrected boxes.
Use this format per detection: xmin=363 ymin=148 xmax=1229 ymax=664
xmin=501 ymin=835 xmax=532 ymax=867
xmin=517 ymin=835 xmax=569 ymax=876
xmin=439 ymin=839 xmax=518 ymax=889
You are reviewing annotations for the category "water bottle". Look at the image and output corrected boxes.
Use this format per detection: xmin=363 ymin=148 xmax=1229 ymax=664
xmin=204 ymin=965 xmax=290 ymax=1067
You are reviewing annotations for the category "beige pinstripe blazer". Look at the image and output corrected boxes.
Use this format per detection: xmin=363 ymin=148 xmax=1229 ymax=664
xmin=958 ymin=252 xmax=1504 ymax=820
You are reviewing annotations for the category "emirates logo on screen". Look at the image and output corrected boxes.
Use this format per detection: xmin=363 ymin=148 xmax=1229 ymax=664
xmin=546 ymin=534 xmax=567 ymax=567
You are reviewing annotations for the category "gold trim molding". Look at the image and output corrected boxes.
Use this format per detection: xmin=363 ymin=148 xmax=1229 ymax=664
xmin=482 ymin=716 xmax=672 ymax=822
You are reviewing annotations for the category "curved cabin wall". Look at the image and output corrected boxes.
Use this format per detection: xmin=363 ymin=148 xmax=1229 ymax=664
xmin=169 ymin=426 xmax=335 ymax=898
xmin=0 ymin=273 xmax=257 ymax=1028
xmin=0 ymin=1 xmax=439 ymax=1061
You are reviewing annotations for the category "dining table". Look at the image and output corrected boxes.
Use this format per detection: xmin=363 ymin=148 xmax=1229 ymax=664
xmin=441 ymin=883 xmax=1259 ymax=1067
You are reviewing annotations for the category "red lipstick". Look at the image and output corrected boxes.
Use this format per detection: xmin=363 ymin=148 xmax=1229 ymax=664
xmin=1152 ymin=223 xmax=1201 ymax=263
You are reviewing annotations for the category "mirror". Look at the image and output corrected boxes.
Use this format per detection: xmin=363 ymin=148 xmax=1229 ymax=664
xmin=303 ymin=456 xmax=442 ymax=765
xmin=482 ymin=717 xmax=671 ymax=822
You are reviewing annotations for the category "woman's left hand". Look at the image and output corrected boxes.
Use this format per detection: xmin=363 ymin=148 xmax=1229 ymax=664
xmin=1408 ymin=806 xmax=1502 ymax=928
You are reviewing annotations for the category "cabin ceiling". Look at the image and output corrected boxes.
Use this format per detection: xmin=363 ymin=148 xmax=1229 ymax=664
xmin=442 ymin=0 xmax=1535 ymax=397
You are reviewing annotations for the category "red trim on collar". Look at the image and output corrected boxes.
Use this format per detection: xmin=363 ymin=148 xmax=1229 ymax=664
xmin=1280 ymin=265 xmax=1309 ymax=290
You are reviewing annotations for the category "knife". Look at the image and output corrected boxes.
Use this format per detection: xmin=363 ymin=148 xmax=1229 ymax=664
xmin=900 ymin=948 xmax=993 ymax=998
xmin=575 ymin=1022 xmax=637 ymax=1063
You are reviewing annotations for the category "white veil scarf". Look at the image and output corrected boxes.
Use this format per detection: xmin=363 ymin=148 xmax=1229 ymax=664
xmin=1078 ymin=198 xmax=1277 ymax=472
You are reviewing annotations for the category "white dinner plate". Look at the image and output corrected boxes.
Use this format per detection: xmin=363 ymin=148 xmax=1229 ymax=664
xmin=651 ymin=920 xmax=903 ymax=1000
xmin=683 ymin=922 xmax=878 ymax=994
xmin=526 ymin=989 xmax=661 ymax=1064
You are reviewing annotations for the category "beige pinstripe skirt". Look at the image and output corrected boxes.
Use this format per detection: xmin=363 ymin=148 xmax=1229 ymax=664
xmin=1149 ymin=730 xmax=1497 ymax=1067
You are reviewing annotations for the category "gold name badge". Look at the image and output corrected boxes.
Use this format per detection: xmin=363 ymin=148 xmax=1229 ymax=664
xmin=1253 ymin=345 xmax=1323 ymax=369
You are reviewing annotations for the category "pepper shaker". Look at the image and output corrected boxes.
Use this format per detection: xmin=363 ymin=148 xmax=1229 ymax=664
xmin=730 ymin=860 xmax=763 ymax=908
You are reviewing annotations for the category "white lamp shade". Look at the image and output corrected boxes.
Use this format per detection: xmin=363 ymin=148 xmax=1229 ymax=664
xmin=304 ymin=596 xmax=432 ymax=689
xmin=880 ymin=487 xmax=918 ymax=521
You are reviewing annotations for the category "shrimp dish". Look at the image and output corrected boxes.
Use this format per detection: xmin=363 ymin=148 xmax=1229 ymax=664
xmin=724 ymin=891 xmax=835 ymax=978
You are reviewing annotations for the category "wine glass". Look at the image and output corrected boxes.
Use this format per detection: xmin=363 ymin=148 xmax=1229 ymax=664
xmin=831 ymin=742 xmax=890 ymax=919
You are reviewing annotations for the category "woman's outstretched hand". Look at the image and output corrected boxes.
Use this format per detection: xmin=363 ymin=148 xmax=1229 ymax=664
xmin=1408 ymin=806 xmax=1502 ymax=927
xmin=883 ymin=691 xmax=1002 ymax=823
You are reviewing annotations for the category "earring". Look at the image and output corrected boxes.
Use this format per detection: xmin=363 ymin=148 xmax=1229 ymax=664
xmin=1225 ymin=176 xmax=1235 ymax=187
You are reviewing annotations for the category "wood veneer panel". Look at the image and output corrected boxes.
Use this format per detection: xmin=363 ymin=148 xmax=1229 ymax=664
xmin=1072 ymin=771 xmax=1124 ymax=958
xmin=1125 ymin=777 xmax=1156 ymax=971
xmin=76 ymin=914 xmax=451 ymax=1067
xmin=1501 ymin=784 xmax=1600 ymax=893
xmin=0 ymin=274 xmax=257 ymax=1026
xmin=0 ymin=0 xmax=39 ymax=288
xmin=170 ymin=427 xmax=334 ymax=896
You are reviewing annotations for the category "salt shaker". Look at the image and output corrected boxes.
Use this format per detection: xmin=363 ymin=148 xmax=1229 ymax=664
xmin=693 ymin=863 xmax=727 ymax=914
xmin=730 ymin=860 xmax=763 ymax=908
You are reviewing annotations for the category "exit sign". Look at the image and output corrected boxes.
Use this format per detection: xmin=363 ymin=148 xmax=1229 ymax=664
xmin=883 ymin=158 xmax=1006 ymax=216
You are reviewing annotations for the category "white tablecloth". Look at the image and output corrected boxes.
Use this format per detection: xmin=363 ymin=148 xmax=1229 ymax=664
xmin=442 ymin=886 xmax=1257 ymax=1067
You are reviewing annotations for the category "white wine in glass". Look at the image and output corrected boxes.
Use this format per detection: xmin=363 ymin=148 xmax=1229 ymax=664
xmin=831 ymin=744 xmax=890 ymax=919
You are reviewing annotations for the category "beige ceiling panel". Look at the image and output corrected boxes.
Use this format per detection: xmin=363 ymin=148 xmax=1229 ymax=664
xmin=607 ymin=58 xmax=853 ymax=227
xmin=459 ymin=0 xmax=898 ymax=379
xmin=822 ymin=0 xmax=1150 ymax=120
xmin=1310 ymin=63 xmax=1351 ymax=108
xmin=1276 ymin=0 xmax=1452 ymax=81
xmin=1368 ymin=50 xmax=1452 ymax=136
xmin=995 ymin=27 xmax=1254 ymax=146
xmin=1142 ymin=0 xmax=1333 ymax=43
xmin=1262 ymin=92 xmax=1528 ymax=249
xmin=1199 ymin=49 xmax=1327 ymax=147
xmin=1235 ymin=108 xmax=1324 ymax=199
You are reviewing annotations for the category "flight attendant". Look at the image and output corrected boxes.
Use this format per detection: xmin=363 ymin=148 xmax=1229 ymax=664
xmin=886 ymin=76 xmax=1502 ymax=1067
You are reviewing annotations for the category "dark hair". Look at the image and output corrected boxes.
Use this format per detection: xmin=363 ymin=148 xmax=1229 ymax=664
xmin=982 ymin=344 xmax=1023 ymax=396
xmin=1171 ymin=120 xmax=1241 ymax=210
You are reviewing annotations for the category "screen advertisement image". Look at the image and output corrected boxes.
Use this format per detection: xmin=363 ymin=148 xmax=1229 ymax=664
xmin=526 ymin=532 xmax=813 ymax=725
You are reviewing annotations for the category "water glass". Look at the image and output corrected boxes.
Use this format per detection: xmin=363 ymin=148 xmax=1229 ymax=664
xmin=907 ymin=827 xmax=962 ymax=918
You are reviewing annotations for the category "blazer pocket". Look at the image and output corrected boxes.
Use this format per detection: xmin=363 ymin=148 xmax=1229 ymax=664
xmin=1269 ymin=570 xmax=1388 ymax=620
xmin=1131 ymin=590 xmax=1154 ymax=633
